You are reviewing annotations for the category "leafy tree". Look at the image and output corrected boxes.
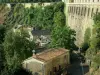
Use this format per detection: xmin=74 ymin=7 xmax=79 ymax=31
xmin=50 ymin=2 xmax=76 ymax=50
xmin=54 ymin=11 xmax=65 ymax=26
xmin=93 ymin=53 xmax=100 ymax=66
xmin=1 ymin=0 xmax=61 ymax=3
xmin=86 ymin=13 xmax=100 ymax=72
xmin=82 ymin=28 xmax=91 ymax=51
xmin=5 ymin=2 xmax=65 ymax=30
xmin=3 ymin=29 xmax=36 ymax=74
xmin=50 ymin=25 xmax=76 ymax=50
xmin=0 ymin=25 xmax=6 ymax=44
xmin=54 ymin=2 xmax=64 ymax=12
xmin=0 ymin=25 xmax=6 ymax=73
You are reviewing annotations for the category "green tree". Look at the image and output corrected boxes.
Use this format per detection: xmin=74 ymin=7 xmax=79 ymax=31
xmin=0 ymin=25 xmax=6 ymax=73
xmin=0 ymin=25 xmax=6 ymax=44
xmin=82 ymin=28 xmax=91 ymax=51
xmin=54 ymin=2 xmax=64 ymax=12
xmin=86 ymin=13 xmax=100 ymax=72
xmin=54 ymin=11 xmax=65 ymax=26
xmin=3 ymin=29 xmax=36 ymax=74
xmin=50 ymin=25 xmax=76 ymax=50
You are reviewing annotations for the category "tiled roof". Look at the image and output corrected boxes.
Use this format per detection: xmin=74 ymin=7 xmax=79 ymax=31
xmin=33 ymin=48 xmax=69 ymax=62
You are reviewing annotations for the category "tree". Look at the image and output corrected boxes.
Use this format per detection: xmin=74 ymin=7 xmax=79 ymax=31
xmin=0 ymin=25 xmax=6 ymax=44
xmin=82 ymin=28 xmax=91 ymax=51
xmin=54 ymin=2 xmax=64 ymax=12
xmin=0 ymin=25 xmax=6 ymax=73
xmin=54 ymin=11 xmax=65 ymax=26
xmin=1 ymin=0 xmax=61 ymax=3
xmin=86 ymin=13 xmax=100 ymax=72
xmin=3 ymin=29 xmax=36 ymax=74
xmin=50 ymin=25 xmax=76 ymax=50
xmin=42 ymin=5 xmax=54 ymax=29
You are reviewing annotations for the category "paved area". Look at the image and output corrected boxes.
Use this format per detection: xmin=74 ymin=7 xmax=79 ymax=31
xmin=67 ymin=62 xmax=89 ymax=75
xmin=67 ymin=53 xmax=89 ymax=75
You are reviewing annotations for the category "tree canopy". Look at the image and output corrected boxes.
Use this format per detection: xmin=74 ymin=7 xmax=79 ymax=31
xmin=3 ymin=29 xmax=36 ymax=75
xmin=5 ymin=2 xmax=64 ymax=30
xmin=1 ymin=0 xmax=62 ymax=3
xmin=86 ymin=13 xmax=100 ymax=72
xmin=50 ymin=25 xmax=76 ymax=50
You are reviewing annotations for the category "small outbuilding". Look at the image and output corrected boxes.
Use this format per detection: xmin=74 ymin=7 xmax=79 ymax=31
xmin=22 ymin=48 xmax=70 ymax=75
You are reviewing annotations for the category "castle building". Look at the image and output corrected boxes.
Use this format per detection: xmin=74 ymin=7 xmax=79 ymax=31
xmin=62 ymin=0 xmax=100 ymax=46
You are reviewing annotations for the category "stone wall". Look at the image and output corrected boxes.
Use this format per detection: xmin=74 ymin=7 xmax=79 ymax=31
xmin=63 ymin=0 xmax=100 ymax=47
xmin=44 ymin=51 xmax=70 ymax=75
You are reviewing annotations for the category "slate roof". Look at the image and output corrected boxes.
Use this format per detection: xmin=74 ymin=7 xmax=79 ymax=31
xmin=31 ymin=30 xmax=51 ymax=36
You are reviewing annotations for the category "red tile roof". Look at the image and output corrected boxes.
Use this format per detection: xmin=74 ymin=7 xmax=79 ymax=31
xmin=33 ymin=48 xmax=69 ymax=62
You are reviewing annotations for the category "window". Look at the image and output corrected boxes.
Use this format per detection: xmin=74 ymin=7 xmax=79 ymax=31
xmin=84 ymin=7 xmax=86 ymax=16
xmin=87 ymin=8 xmax=90 ymax=16
xmin=50 ymin=71 xmax=52 ymax=75
xmin=96 ymin=8 xmax=98 ymax=15
xmin=76 ymin=7 xmax=78 ymax=15
xmin=78 ymin=7 xmax=80 ymax=15
xmin=81 ymin=7 xmax=83 ymax=16
xmin=53 ymin=67 xmax=57 ymax=72
xmin=70 ymin=7 xmax=71 ymax=13
xmin=70 ymin=0 xmax=74 ymax=3
xmin=64 ymin=55 xmax=67 ymax=64
xmin=91 ymin=8 xmax=94 ymax=17
xmin=68 ymin=7 xmax=70 ymax=13
xmin=74 ymin=7 xmax=76 ymax=14
xmin=72 ymin=7 xmax=73 ymax=13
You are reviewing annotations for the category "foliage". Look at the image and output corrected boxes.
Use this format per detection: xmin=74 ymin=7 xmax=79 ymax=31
xmin=1 ymin=0 xmax=61 ymax=3
xmin=50 ymin=2 xmax=76 ymax=50
xmin=5 ymin=4 xmax=25 ymax=29
xmin=82 ymin=28 xmax=91 ymax=51
xmin=0 ymin=4 xmax=9 ymax=24
xmin=5 ymin=2 xmax=64 ymax=30
xmin=93 ymin=53 xmax=100 ymax=66
xmin=86 ymin=13 xmax=100 ymax=71
xmin=1 ymin=67 xmax=32 ymax=75
xmin=54 ymin=2 xmax=64 ymax=12
xmin=3 ymin=29 xmax=36 ymax=74
xmin=0 ymin=25 xmax=6 ymax=44
xmin=54 ymin=11 xmax=65 ymax=26
xmin=93 ymin=13 xmax=100 ymax=24
xmin=0 ymin=25 xmax=6 ymax=73
xmin=50 ymin=25 xmax=76 ymax=50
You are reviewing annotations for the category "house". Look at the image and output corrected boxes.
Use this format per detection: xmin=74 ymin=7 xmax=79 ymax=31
xmin=22 ymin=48 xmax=70 ymax=75
xmin=31 ymin=29 xmax=51 ymax=47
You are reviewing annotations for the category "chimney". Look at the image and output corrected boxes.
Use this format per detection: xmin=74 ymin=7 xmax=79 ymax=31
xmin=32 ymin=50 xmax=37 ymax=58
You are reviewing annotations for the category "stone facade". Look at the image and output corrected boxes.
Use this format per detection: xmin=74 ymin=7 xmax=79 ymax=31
xmin=63 ymin=0 xmax=100 ymax=46
xmin=23 ymin=48 xmax=70 ymax=75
